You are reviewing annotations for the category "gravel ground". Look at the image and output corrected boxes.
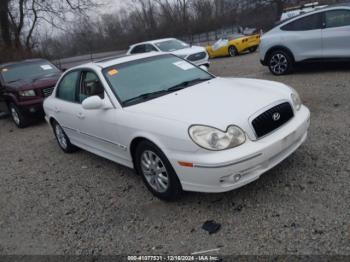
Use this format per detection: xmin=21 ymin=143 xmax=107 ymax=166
xmin=0 ymin=52 xmax=350 ymax=255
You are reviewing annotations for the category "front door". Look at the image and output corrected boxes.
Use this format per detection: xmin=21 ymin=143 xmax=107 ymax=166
xmin=280 ymin=12 xmax=324 ymax=61
xmin=75 ymin=70 xmax=127 ymax=162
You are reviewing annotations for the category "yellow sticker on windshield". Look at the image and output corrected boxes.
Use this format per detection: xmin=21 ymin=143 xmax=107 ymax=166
xmin=2 ymin=68 xmax=8 ymax=72
xmin=108 ymin=69 xmax=118 ymax=76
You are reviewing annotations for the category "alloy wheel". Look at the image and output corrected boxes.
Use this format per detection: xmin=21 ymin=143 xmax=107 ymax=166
xmin=269 ymin=53 xmax=288 ymax=75
xmin=229 ymin=46 xmax=237 ymax=57
xmin=140 ymin=150 xmax=169 ymax=193
xmin=55 ymin=124 xmax=68 ymax=149
xmin=10 ymin=106 xmax=20 ymax=126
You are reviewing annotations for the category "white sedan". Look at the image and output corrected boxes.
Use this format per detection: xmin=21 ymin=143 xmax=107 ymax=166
xmin=127 ymin=38 xmax=210 ymax=68
xmin=44 ymin=53 xmax=310 ymax=200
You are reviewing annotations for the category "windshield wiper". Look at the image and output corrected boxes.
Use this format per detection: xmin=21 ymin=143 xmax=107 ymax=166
xmin=123 ymin=78 xmax=212 ymax=106
xmin=167 ymin=77 xmax=212 ymax=92
xmin=123 ymin=89 xmax=170 ymax=106
xmin=7 ymin=79 xmax=22 ymax=84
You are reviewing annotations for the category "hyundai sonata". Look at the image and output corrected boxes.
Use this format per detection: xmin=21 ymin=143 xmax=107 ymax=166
xmin=44 ymin=53 xmax=310 ymax=200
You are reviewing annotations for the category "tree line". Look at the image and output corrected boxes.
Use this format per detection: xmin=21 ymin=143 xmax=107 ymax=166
xmin=0 ymin=0 xmax=346 ymax=62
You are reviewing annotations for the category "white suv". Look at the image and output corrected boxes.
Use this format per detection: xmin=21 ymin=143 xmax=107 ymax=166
xmin=260 ymin=3 xmax=350 ymax=75
xmin=127 ymin=38 xmax=210 ymax=68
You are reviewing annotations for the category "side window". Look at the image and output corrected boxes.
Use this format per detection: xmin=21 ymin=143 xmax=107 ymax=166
xmin=130 ymin=45 xmax=146 ymax=54
xmin=325 ymin=10 xmax=350 ymax=28
xmin=56 ymin=71 xmax=80 ymax=102
xmin=145 ymin=44 xmax=157 ymax=52
xmin=281 ymin=13 xmax=323 ymax=31
xmin=78 ymin=71 xmax=104 ymax=103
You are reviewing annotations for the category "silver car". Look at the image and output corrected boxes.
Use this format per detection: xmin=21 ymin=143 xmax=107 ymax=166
xmin=260 ymin=3 xmax=350 ymax=75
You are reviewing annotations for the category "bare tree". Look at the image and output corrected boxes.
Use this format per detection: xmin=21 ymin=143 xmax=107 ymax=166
xmin=1 ymin=0 xmax=100 ymax=54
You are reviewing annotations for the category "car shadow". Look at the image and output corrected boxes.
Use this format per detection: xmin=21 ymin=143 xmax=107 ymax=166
xmin=293 ymin=61 xmax=350 ymax=75
xmin=210 ymin=51 xmax=256 ymax=60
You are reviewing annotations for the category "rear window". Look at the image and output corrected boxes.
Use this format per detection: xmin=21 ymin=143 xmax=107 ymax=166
xmin=281 ymin=13 xmax=323 ymax=31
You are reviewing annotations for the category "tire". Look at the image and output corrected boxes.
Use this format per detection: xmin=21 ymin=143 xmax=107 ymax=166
xmin=52 ymin=120 xmax=78 ymax=153
xmin=228 ymin=46 xmax=238 ymax=57
xmin=8 ymin=103 xmax=28 ymax=128
xmin=135 ymin=140 xmax=182 ymax=201
xmin=267 ymin=49 xmax=294 ymax=75
xmin=249 ymin=46 xmax=258 ymax=53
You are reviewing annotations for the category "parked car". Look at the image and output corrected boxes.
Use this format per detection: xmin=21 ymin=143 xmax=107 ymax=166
xmin=44 ymin=53 xmax=310 ymax=201
xmin=206 ymin=34 xmax=261 ymax=58
xmin=260 ymin=3 xmax=350 ymax=75
xmin=0 ymin=59 xmax=61 ymax=127
xmin=126 ymin=38 xmax=210 ymax=67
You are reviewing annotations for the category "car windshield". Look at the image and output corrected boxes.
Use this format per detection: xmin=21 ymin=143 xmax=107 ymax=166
xmin=103 ymin=54 xmax=213 ymax=107
xmin=0 ymin=61 xmax=60 ymax=83
xmin=155 ymin=39 xmax=189 ymax=52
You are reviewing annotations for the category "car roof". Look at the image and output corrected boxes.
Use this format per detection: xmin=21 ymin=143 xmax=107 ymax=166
xmin=71 ymin=52 xmax=167 ymax=70
xmin=130 ymin=38 xmax=178 ymax=47
xmin=277 ymin=3 xmax=350 ymax=26
xmin=0 ymin=58 xmax=48 ymax=68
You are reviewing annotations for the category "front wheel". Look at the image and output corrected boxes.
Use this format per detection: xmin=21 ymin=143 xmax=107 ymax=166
xmin=228 ymin=46 xmax=238 ymax=57
xmin=249 ymin=46 xmax=258 ymax=53
xmin=9 ymin=103 xmax=28 ymax=128
xmin=135 ymin=141 xmax=182 ymax=201
xmin=268 ymin=50 xmax=293 ymax=75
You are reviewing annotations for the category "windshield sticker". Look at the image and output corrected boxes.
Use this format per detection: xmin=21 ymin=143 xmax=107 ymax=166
xmin=1 ymin=68 xmax=8 ymax=72
xmin=108 ymin=69 xmax=119 ymax=76
xmin=41 ymin=65 xmax=53 ymax=70
xmin=173 ymin=61 xmax=195 ymax=70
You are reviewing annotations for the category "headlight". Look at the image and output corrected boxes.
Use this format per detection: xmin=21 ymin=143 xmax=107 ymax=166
xmin=19 ymin=90 xmax=36 ymax=97
xmin=189 ymin=125 xmax=246 ymax=151
xmin=290 ymin=88 xmax=302 ymax=111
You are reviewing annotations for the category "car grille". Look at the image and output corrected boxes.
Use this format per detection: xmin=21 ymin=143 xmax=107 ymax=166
xmin=252 ymin=102 xmax=294 ymax=138
xmin=42 ymin=86 xmax=55 ymax=97
xmin=187 ymin=52 xmax=207 ymax=61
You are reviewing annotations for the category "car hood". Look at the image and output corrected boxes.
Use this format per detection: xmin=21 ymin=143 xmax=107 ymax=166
xmin=4 ymin=73 xmax=61 ymax=91
xmin=125 ymin=77 xmax=292 ymax=132
xmin=171 ymin=45 xmax=207 ymax=56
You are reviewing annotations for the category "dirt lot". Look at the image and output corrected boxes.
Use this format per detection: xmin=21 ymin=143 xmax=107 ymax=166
xmin=1 ymin=52 xmax=350 ymax=255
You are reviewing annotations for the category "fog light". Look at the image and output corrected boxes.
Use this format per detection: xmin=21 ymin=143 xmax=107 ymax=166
xmin=234 ymin=174 xmax=241 ymax=182
xmin=220 ymin=173 xmax=242 ymax=184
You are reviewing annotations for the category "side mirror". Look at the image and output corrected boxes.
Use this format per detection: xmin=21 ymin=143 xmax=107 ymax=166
xmin=82 ymin=96 xmax=103 ymax=110
xmin=200 ymin=65 xmax=209 ymax=72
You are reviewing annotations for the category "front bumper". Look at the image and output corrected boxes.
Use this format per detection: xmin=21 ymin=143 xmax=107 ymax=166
xmin=17 ymin=98 xmax=45 ymax=118
xmin=170 ymin=105 xmax=310 ymax=193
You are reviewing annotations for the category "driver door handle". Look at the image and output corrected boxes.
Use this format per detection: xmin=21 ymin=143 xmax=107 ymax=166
xmin=77 ymin=112 xmax=85 ymax=119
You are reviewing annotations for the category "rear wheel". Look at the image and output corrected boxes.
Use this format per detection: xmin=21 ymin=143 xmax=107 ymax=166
xmin=268 ymin=50 xmax=293 ymax=75
xmin=9 ymin=103 xmax=28 ymax=128
xmin=228 ymin=46 xmax=238 ymax=57
xmin=135 ymin=140 xmax=182 ymax=201
xmin=249 ymin=46 xmax=258 ymax=53
xmin=52 ymin=121 xmax=78 ymax=153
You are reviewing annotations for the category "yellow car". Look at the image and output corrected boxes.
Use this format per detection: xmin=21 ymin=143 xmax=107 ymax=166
xmin=206 ymin=34 xmax=261 ymax=58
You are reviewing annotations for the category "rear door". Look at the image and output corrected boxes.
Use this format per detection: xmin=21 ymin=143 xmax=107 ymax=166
xmin=280 ymin=12 xmax=323 ymax=61
xmin=322 ymin=9 xmax=350 ymax=58
xmin=52 ymin=70 xmax=83 ymax=145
